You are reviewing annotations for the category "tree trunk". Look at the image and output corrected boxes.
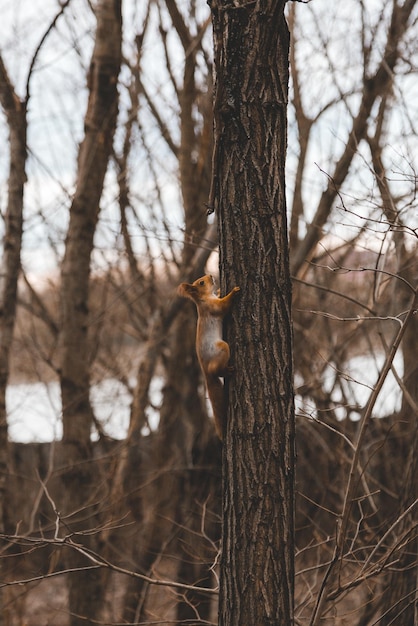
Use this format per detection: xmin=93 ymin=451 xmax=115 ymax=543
xmin=59 ymin=2 xmax=121 ymax=624
xmin=211 ymin=1 xmax=295 ymax=624
xmin=0 ymin=57 xmax=27 ymax=626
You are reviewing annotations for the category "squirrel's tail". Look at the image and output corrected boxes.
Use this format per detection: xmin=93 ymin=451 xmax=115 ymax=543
xmin=205 ymin=374 xmax=225 ymax=440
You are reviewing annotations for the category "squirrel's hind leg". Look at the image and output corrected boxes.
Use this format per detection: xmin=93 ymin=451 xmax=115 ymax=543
xmin=207 ymin=341 xmax=233 ymax=378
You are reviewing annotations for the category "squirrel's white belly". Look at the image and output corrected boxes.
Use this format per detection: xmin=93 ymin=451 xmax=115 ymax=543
xmin=198 ymin=316 xmax=223 ymax=361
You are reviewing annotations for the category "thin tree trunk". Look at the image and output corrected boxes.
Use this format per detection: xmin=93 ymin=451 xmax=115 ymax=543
xmin=59 ymin=2 xmax=121 ymax=624
xmin=0 ymin=56 xmax=27 ymax=626
xmin=0 ymin=62 xmax=27 ymax=520
xmin=211 ymin=1 xmax=295 ymax=624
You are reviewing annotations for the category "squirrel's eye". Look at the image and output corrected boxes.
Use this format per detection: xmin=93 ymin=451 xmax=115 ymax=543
xmin=199 ymin=280 xmax=205 ymax=286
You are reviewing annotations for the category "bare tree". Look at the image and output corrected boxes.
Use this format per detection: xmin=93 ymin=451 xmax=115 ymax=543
xmin=0 ymin=53 xmax=27 ymax=626
xmin=58 ymin=0 xmax=122 ymax=623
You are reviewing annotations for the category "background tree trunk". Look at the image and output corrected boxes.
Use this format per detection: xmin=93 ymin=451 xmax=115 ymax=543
xmin=211 ymin=1 xmax=295 ymax=624
xmin=58 ymin=1 xmax=122 ymax=624
xmin=0 ymin=57 xmax=27 ymax=626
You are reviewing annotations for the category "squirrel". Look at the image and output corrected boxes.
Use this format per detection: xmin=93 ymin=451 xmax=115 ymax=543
xmin=178 ymin=274 xmax=240 ymax=440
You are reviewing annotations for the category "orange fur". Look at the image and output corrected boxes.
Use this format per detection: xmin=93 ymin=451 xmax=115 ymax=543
xmin=178 ymin=275 xmax=240 ymax=439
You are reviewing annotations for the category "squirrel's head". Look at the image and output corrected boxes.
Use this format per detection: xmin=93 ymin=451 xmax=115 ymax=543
xmin=178 ymin=274 xmax=215 ymax=301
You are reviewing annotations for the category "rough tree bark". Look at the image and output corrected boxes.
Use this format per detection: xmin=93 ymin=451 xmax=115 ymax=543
xmin=58 ymin=1 xmax=122 ymax=624
xmin=211 ymin=1 xmax=294 ymax=624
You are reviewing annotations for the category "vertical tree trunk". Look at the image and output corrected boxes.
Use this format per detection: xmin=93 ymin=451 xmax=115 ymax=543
xmin=211 ymin=2 xmax=295 ymax=624
xmin=0 ymin=57 xmax=27 ymax=626
xmin=59 ymin=2 xmax=121 ymax=624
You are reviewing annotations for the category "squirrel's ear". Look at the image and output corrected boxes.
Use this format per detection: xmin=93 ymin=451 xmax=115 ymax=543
xmin=178 ymin=282 xmax=195 ymax=298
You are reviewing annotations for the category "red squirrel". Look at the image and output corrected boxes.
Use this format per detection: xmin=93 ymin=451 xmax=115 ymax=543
xmin=178 ymin=274 xmax=240 ymax=440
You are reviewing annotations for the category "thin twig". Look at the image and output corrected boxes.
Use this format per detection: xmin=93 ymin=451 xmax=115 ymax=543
xmin=0 ymin=532 xmax=219 ymax=596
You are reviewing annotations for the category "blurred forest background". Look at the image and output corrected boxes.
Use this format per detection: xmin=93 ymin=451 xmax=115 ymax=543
xmin=0 ymin=0 xmax=417 ymax=624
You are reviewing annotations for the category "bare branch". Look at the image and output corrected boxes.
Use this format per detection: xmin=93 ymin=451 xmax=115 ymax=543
xmin=0 ymin=532 xmax=219 ymax=596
